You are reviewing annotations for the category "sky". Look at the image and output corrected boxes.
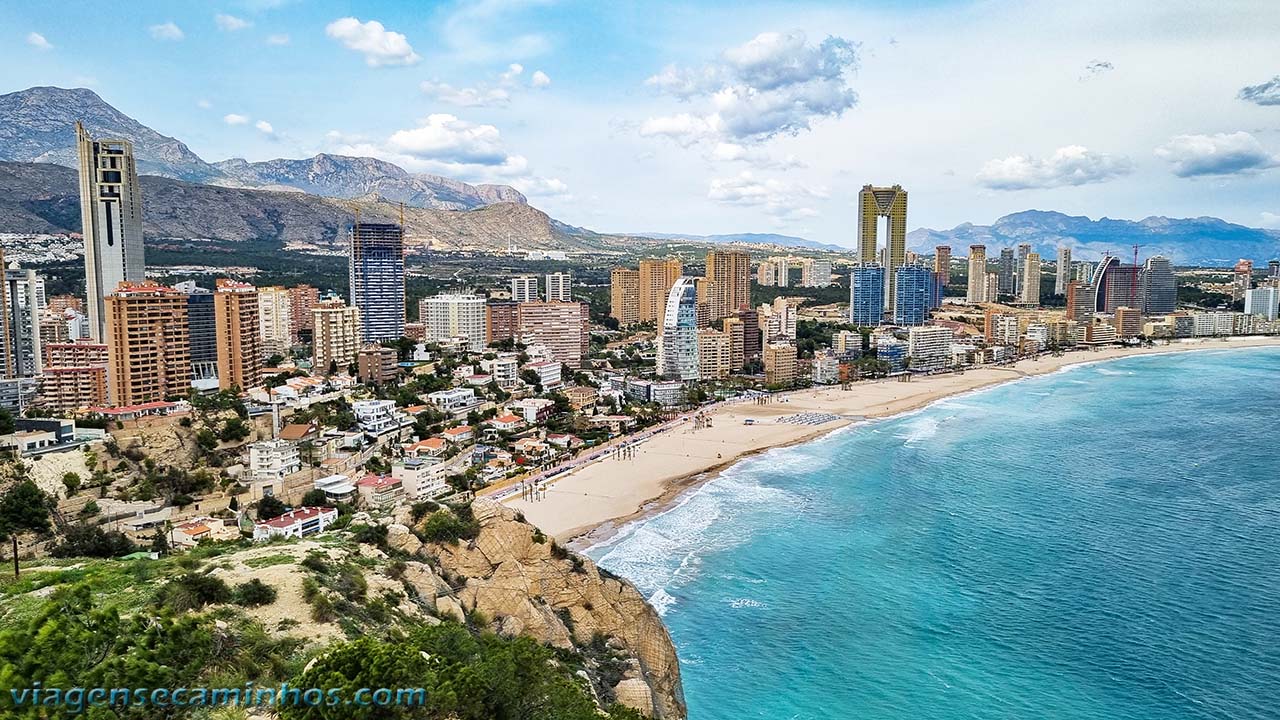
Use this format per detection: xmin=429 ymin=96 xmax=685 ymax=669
xmin=3 ymin=0 xmax=1279 ymax=247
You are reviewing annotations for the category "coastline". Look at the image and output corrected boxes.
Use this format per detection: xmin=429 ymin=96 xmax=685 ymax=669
xmin=504 ymin=336 xmax=1280 ymax=548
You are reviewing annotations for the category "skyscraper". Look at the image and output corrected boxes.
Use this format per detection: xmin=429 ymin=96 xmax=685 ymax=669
xmin=858 ymin=185 xmax=908 ymax=312
xmin=1142 ymin=256 xmax=1177 ymax=315
xmin=1019 ymin=252 xmax=1041 ymax=305
xmin=1055 ymin=247 xmax=1072 ymax=296
xmin=76 ymin=122 xmax=145 ymax=341
xmin=348 ymin=222 xmax=405 ymax=342
xmin=998 ymin=248 xmax=1016 ymax=295
xmin=214 ymin=279 xmax=263 ymax=391
xmin=894 ymin=264 xmax=933 ymax=326
xmin=545 ymin=272 xmax=572 ymax=302
xmin=657 ymin=277 xmax=700 ymax=381
xmin=966 ymin=245 xmax=987 ymax=303
xmin=934 ymin=246 xmax=952 ymax=285
xmin=104 ymin=282 xmax=190 ymax=406
xmin=638 ymin=257 xmax=682 ymax=324
xmin=609 ymin=268 xmax=640 ymax=326
xmin=704 ymin=250 xmax=751 ymax=321
xmin=849 ymin=264 xmax=886 ymax=326
xmin=510 ymin=275 xmax=538 ymax=303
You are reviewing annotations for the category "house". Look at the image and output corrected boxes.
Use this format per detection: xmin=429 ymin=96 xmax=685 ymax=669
xmin=485 ymin=414 xmax=525 ymax=432
xmin=509 ymin=398 xmax=556 ymax=424
xmin=313 ymin=474 xmax=357 ymax=504
xmin=356 ymin=474 xmax=404 ymax=508
xmin=441 ymin=425 xmax=474 ymax=444
xmin=253 ymin=506 xmax=339 ymax=542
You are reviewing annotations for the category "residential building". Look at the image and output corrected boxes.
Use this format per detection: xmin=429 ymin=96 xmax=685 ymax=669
xmin=214 ymin=279 xmax=262 ymax=391
xmin=1055 ymin=247 xmax=1072 ymax=295
xmin=421 ymin=293 xmax=487 ymax=352
xmin=288 ymin=284 xmax=319 ymax=343
xmin=763 ymin=341 xmax=797 ymax=385
xmin=248 ymin=439 xmax=302 ymax=482
xmin=257 ymin=286 xmax=293 ymax=360
xmin=1019 ymin=252 xmax=1042 ymax=305
xmin=966 ymin=246 xmax=987 ymax=303
xmin=894 ymin=264 xmax=933 ymax=326
xmin=545 ymin=272 xmax=572 ymax=302
xmin=356 ymin=344 xmax=399 ymax=385
xmin=609 ymin=268 xmax=641 ymax=326
xmin=658 ymin=277 xmax=700 ymax=381
xmin=348 ymin=222 xmax=405 ymax=342
xmin=76 ymin=122 xmax=145 ymax=340
xmin=858 ymin=185 xmax=907 ymax=312
xmin=511 ymin=275 xmax=538 ymax=303
xmin=253 ymin=507 xmax=338 ymax=542
xmin=704 ymin=250 xmax=751 ymax=321
xmin=850 ymin=263 xmax=885 ymax=326
xmin=639 ymin=257 xmax=682 ymax=323
xmin=517 ymin=302 xmax=589 ymax=368
xmin=104 ymin=282 xmax=191 ymax=406
xmin=934 ymin=246 xmax=952 ymax=285
xmin=907 ymin=326 xmax=952 ymax=371
xmin=697 ymin=328 xmax=731 ymax=379
xmin=312 ymin=300 xmax=361 ymax=373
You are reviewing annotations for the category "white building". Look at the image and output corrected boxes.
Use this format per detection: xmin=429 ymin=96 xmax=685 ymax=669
xmin=419 ymin=294 xmax=487 ymax=352
xmin=545 ymin=272 xmax=572 ymax=302
xmin=510 ymin=275 xmax=538 ymax=303
xmin=248 ymin=439 xmax=301 ymax=482
xmin=907 ymin=326 xmax=953 ymax=371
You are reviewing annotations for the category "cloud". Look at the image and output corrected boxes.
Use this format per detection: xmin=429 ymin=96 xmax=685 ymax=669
xmin=530 ymin=70 xmax=551 ymax=88
xmin=420 ymin=81 xmax=511 ymax=108
xmin=223 ymin=113 xmax=250 ymax=126
xmin=1154 ymin=132 xmax=1278 ymax=177
xmin=1079 ymin=59 xmax=1113 ymax=81
xmin=215 ymin=14 xmax=252 ymax=31
xmin=197 ymin=99 xmax=212 ymax=109
xmin=265 ymin=33 xmax=290 ymax=46
xmin=1238 ymin=76 xmax=1280 ymax=106
xmin=26 ymin=32 xmax=52 ymax=51
xmin=708 ymin=170 xmax=825 ymax=222
xmin=976 ymin=145 xmax=1134 ymax=189
xmin=149 ymin=22 xmax=185 ymax=41
xmin=643 ymin=30 xmax=859 ymax=145
xmin=325 ymin=17 xmax=421 ymax=67
xmin=255 ymin=120 xmax=275 ymax=134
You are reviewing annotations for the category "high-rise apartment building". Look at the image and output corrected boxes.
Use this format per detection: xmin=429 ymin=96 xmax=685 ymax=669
xmin=510 ymin=276 xmax=538 ymax=303
xmin=894 ymin=264 xmax=933 ymax=326
xmin=705 ymin=250 xmax=751 ymax=321
xmin=348 ymin=222 xmax=405 ymax=342
xmin=104 ymin=282 xmax=191 ymax=406
xmin=966 ymin=246 xmax=987 ymax=303
xmin=420 ymin=294 xmax=487 ymax=352
xmin=76 ymin=123 xmax=145 ymax=341
xmin=517 ymin=302 xmax=589 ymax=368
xmin=657 ymin=277 xmax=700 ymax=381
xmin=257 ymin=286 xmax=293 ymax=361
xmin=849 ymin=264 xmax=885 ymax=326
xmin=213 ymin=279 xmax=262 ymax=391
xmin=639 ymin=257 xmax=682 ymax=324
xmin=312 ymin=300 xmax=361 ymax=374
xmin=288 ymin=284 xmax=320 ymax=343
xmin=545 ymin=272 xmax=572 ymax=302
xmin=1019 ymin=253 xmax=1041 ymax=305
xmin=609 ymin=268 xmax=640 ymax=326
xmin=858 ymin=185 xmax=908 ymax=312
xmin=934 ymin=246 xmax=952 ymax=285
xmin=1055 ymin=247 xmax=1072 ymax=296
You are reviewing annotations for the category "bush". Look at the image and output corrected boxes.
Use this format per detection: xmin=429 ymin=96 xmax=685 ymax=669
xmin=232 ymin=579 xmax=279 ymax=607
xmin=50 ymin=525 xmax=135 ymax=559
xmin=159 ymin=573 xmax=232 ymax=611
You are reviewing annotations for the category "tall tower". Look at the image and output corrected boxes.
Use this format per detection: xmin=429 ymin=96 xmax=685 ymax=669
xmin=857 ymin=185 xmax=908 ymax=311
xmin=966 ymin=245 xmax=987 ymax=303
xmin=348 ymin=222 xmax=405 ymax=342
xmin=76 ymin=122 xmax=145 ymax=341
xmin=1055 ymin=247 xmax=1072 ymax=296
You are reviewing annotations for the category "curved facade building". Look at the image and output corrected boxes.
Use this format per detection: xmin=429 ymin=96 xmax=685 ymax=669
xmin=658 ymin=277 xmax=700 ymax=381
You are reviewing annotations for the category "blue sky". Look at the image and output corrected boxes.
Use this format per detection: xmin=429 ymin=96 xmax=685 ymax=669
xmin=3 ymin=0 xmax=1279 ymax=246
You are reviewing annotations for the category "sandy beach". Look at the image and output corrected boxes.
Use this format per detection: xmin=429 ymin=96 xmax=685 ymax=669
xmin=501 ymin=336 xmax=1280 ymax=546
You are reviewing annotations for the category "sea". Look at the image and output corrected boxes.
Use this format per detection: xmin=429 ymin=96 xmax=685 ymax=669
xmin=589 ymin=347 xmax=1280 ymax=720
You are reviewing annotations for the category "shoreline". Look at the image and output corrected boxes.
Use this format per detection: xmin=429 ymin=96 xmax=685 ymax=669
xmin=504 ymin=336 xmax=1280 ymax=549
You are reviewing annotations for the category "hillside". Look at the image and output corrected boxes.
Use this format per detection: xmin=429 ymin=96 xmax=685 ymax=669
xmin=0 ymin=498 xmax=684 ymax=719
xmin=909 ymin=210 xmax=1280 ymax=266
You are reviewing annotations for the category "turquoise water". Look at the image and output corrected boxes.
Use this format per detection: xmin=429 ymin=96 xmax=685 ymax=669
xmin=591 ymin=347 xmax=1280 ymax=720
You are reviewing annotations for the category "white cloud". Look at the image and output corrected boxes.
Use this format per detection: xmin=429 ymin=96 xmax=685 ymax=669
xmin=266 ymin=33 xmax=290 ymax=46
xmin=255 ymin=120 xmax=275 ymax=134
xmin=325 ymin=17 xmax=421 ymax=67
xmin=223 ymin=113 xmax=250 ymax=126
xmin=149 ymin=22 xmax=185 ymax=41
xmin=530 ymin=70 xmax=551 ymax=88
xmin=976 ymin=145 xmax=1134 ymax=190
xmin=708 ymin=170 xmax=825 ymax=223
xmin=643 ymin=30 xmax=858 ymax=145
xmin=1154 ymin=132 xmax=1278 ymax=177
xmin=215 ymin=14 xmax=252 ymax=31
xmin=420 ymin=80 xmax=511 ymax=108
xmin=26 ymin=32 xmax=52 ymax=51
xmin=197 ymin=99 xmax=212 ymax=109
